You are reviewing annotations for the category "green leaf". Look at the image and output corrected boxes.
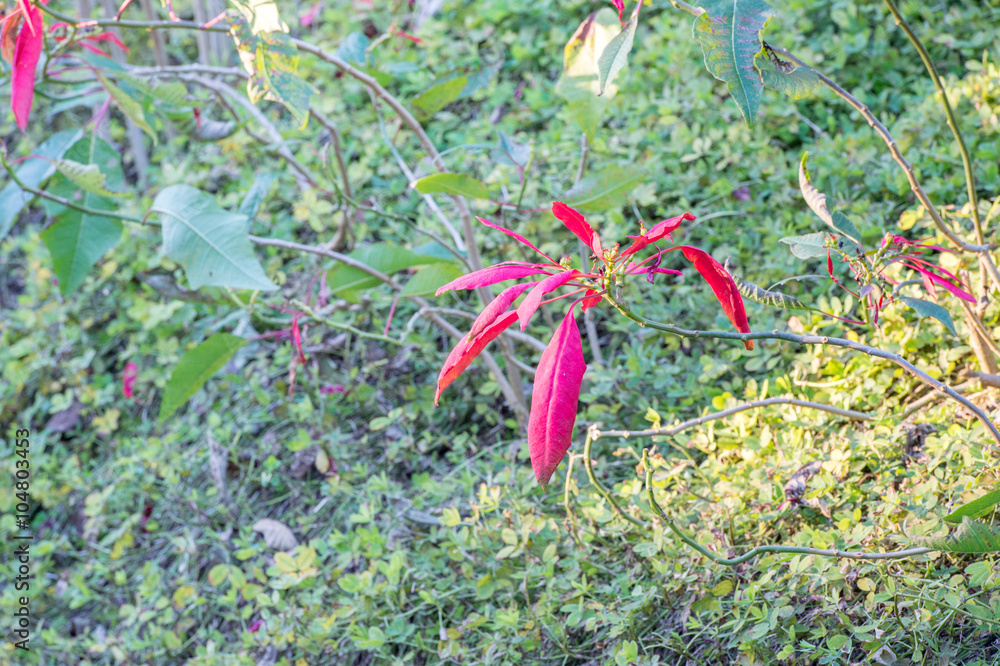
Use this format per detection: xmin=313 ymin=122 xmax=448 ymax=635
xmin=413 ymin=173 xmax=490 ymax=200
xmin=899 ymin=296 xmax=957 ymax=336
xmin=230 ymin=0 xmax=287 ymax=33
xmin=779 ymin=232 xmax=828 ymax=259
xmin=159 ymin=333 xmax=248 ymax=422
xmin=238 ymin=172 xmax=278 ymax=222
xmin=335 ymin=32 xmax=369 ymax=65
xmin=96 ymin=72 xmax=157 ymax=142
xmin=798 ymin=153 xmax=831 ymax=226
xmin=755 ymin=47 xmax=819 ymax=99
xmin=400 ymin=264 xmax=465 ymax=297
xmin=830 ymin=211 xmax=862 ymax=245
xmin=40 ymin=135 xmax=125 ymax=295
xmin=692 ymin=0 xmax=774 ymax=127
xmin=563 ymin=165 xmax=646 ymax=212
xmin=51 ymin=159 xmax=128 ymax=199
xmin=554 ymin=9 xmax=621 ymax=140
xmin=150 ymin=184 xmax=278 ymax=291
xmin=597 ymin=1 xmax=641 ymax=95
xmin=0 ymin=129 xmax=84 ymax=241
xmin=908 ymin=518 xmax=1000 ymax=553
xmin=412 ymin=77 xmax=467 ymax=119
xmin=229 ymin=11 xmax=313 ymax=129
xmin=327 ymin=245 xmax=452 ymax=301
xmin=944 ymin=488 xmax=1000 ymax=524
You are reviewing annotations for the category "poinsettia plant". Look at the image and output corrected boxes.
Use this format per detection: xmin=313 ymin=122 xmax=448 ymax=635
xmin=434 ymin=202 xmax=752 ymax=488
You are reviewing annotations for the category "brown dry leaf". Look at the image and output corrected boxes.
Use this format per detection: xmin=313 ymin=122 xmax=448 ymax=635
xmin=252 ymin=518 xmax=298 ymax=551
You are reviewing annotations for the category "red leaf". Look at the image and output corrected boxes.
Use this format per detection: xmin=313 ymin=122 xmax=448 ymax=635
xmin=620 ymin=212 xmax=695 ymax=258
xmin=1 ymin=11 xmax=23 ymax=65
xmin=115 ymin=0 xmax=134 ymax=20
xmin=678 ymin=246 xmax=754 ymax=350
xmin=552 ymin=202 xmax=602 ymax=256
xmin=11 ymin=2 xmax=43 ymax=131
xmin=435 ymin=311 xmax=519 ymax=404
xmin=292 ymin=316 xmax=307 ymax=364
xmin=529 ymin=306 xmax=586 ymax=489
xmin=581 ymin=288 xmax=602 ymax=310
xmin=435 ymin=264 xmax=553 ymax=296
xmin=122 ymin=362 xmax=138 ymax=398
xmin=904 ymin=262 xmax=975 ymax=302
xmin=468 ymin=281 xmax=538 ymax=340
xmin=84 ymin=31 xmax=129 ymax=52
xmin=628 ymin=266 xmax=682 ymax=277
xmin=478 ymin=216 xmax=558 ymax=264
xmin=612 ymin=0 xmax=624 ymax=20
xmin=78 ymin=42 xmax=110 ymax=57
xmin=516 ymin=270 xmax=580 ymax=331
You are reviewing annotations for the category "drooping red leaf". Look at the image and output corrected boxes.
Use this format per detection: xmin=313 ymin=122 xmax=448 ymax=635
xmin=552 ymin=202 xmax=602 ymax=256
xmin=628 ymin=266 xmax=683 ymax=277
xmin=516 ymin=270 xmax=580 ymax=331
xmin=528 ymin=306 xmax=586 ymax=489
xmin=581 ymin=288 xmax=602 ymax=310
xmin=84 ymin=31 xmax=129 ymax=52
xmin=477 ymin=216 xmax=559 ymax=264
xmin=612 ymin=0 xmax=624 ymax=20
xmin=435 ymin=264 xmax=553 ymax=296
xmin=677 ymin=246 xmax=754 ymax=350
xmin=620 ymin=212 xmax=695 ymax=257
xmin=78 ymin=42 xmax=110 ymax=57
xmin=904 ymin=262 xmax=975 ymax=302
xmin=11 ymin=1 xmax=43 ymax=131
xmin=435 ymin=311 xmax=519 ymax=405
xmin=122 ymin=362 xmax=138 ymax=399
xmin=468 ymin=281 xmax=538 ymax=340
xmin=291 ymin=316 xmax=307 ymax=364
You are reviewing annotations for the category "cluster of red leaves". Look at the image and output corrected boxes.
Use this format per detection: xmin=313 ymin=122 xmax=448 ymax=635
xmin=1 ymin=0 xmax=44 ymax=131
xmin=435 ymin=203 xmax=752 ymax=488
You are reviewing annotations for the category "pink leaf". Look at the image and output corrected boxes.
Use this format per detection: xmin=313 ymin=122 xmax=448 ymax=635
xmin=905 ymin=262 xmax=975 ymax=302
xmin=581 ymin=288 xmax=602 ymax=310
xmin=468 ymin=281 xmax=538 ymax=340
xmin=122 ymin=362 xmax=138 ymax=399
xmin=529 ymin=306 xmax=586 ymax=489
xmin=115 ymin=0 xmax=134 ymax=20
xmin=11 ymin=2 xmax=43 ymax=132
xmin=300 ymin=2 xmax=322 ymax=26
xmin=628 ymin=266 xmax=683 ymax=277
xmin=435 ymin=264 xmax=553 ymax=296
xmin=292 ymin=317 xmax=307 ymax=364
xmin=552 ymin=202 xmax=602 ymax=256
xmin=436 ymin=311 xmax=519 ymax=404
xmin=677 ymin=246 xmax=754 ymax=350
xmin=84 ymin=31 xmax=128 ymax=52
xmin=78 ymin=42 xmax=110 ymax=57
xmin=621 ymin=212 xmax=695 ymax=257
xmin=516 ymin=270 xmax=580 ymax=331
xmin=612 ymin=0 xmax=624 ymax=20
xmin=477 ymin=216 xmax=558 ymax=264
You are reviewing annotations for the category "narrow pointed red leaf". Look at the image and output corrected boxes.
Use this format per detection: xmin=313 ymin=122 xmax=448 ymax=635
xmin=904 ymin=262 xmax=975 ymax=302
xmin=477 ymin=216 xmax=558 ymax=265
xmin=581 ymin=288 xmax=602 ymax=310
xmin=612 ymin=0 xmax=624 ymax=20
xmin=620 ymin=212 xmax=695 ymax=257
xmin=435 ymin=311 xmax=519 ymax=404
xmin=516 ymin=270 xmax=580 ymax=331
xmin=11 ymin=2 xmax=43 ymax=131
xmin=529 ymin=306 xmax=586 ymax=489
xmin=435 ymin=264 xmax=553 ymax=296
xmin=552 ymin=202 xmax=602 ymax=256
xmin=468 ymin=281 xmax=538 ymax=340
xmin=628 ymin=266 xmax=683 ymax=277
xmin=291 ymin=316 xmax=307 ymax=364
xmin=122 ymin=362 xmax=138 ymax=398
xmin=677 ymin=246 xmax=754 ymax=350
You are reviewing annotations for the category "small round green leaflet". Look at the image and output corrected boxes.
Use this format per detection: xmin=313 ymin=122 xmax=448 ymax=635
xmin=159 ymin=333 xmax=249 ymax=422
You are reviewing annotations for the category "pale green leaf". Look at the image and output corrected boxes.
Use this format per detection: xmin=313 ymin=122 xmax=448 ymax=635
xmin=554 ymin=9 xmax=621 ymax=140
xmin=239 ymin=172 xmax=278 ymax=222
xmin=899 ymin=296 xmax=957 ymax=336
xmin=96 ymin=72 xmax=157 ymax=142
xmin=150 ymin=184 xmax=277 ymax=291
xmin=400 ymin=264 xmax=465 ymax=297
xmin=413 ymin=173 xmax=490 ymax=200
xmin=779 ymin=232 xmax=828 ymax=259
xmin=327 ymin=245 xmax=452 ymax=301
xmin=830 ymin=211 xmax=862 ymax=245
xmin=335 ymin=32 xmax=369 ymax=65
xmin=563 ymin=164 xmax=646 ymax=211
xmin=597 ymin=1 xmax=641 ymax=95
xmin=692 ymin=0 xmax=774 ymax=126
xmin=909 ymin=518 xmax=1000 ymax=553
xmin=798 ymin=153 xmax=832 ymax=226
xmin=944 ymin=488 xmax=1000 ymax=524
xmin=755 ymin=47 xmax=819 ymax=99
xmin=412 ymin=77 xmax=467 ymax=118
xmin=51 ymin=159 xmax=128 ymax=199
xmin=160 ymin=333 xmax=249 ymax=422
xmin=230 ymin=0 xmax=287 ymax=33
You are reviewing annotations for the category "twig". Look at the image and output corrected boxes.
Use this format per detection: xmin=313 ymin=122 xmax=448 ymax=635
xmin=900 ymin=378 xmax=978 ymax=420
xmin=582 ymin=432 xmax=647 ymax=529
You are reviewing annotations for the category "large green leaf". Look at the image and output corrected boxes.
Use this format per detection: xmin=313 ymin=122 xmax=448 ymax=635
xmin=400 ymin=264 xmax=465 ymax=297
xmin=159 ymin=333 xmax=248 ymax=422
xmin=908 ymin=518 xmax=1000 ymax=554
xmin=899 ymin=296 xmax=957 ymax=336
xmin=0 ymin=129 xmax=84 ymax=241
xmin=51 ymin=159 xmax=128 ymax=199
xmin=40 ymin=136 xmax=125 ymax=295
xmin=692 ymin=0 xmax=774 ymax=127
xmin=413 ymin=173 xmax=490 ymax=200
xmin=229 ymin=11 xmax=313 ymax=129
xmin=779 ymin=232 xmax=828 ymax=259
xmin=563 ymin=165 xmax=646 ymax=212
xmin=755 ymin=47 xmax=819 ymax=99
xmin=412 ymin=77 xmax=467 ymax=119
xmin=554 ymin=9 xmax=620 ymax=140
xmin=327 ymin=245 xmax=453 ymax=302
xmin=944 ymin=488 xmax=1000 ymax=524
xmin=150 ymin=185 xmax=278 ymax=292
xmin=596 ymin=1 xmax=641 ymax=95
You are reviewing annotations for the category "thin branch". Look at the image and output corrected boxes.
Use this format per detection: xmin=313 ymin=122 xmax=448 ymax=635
xmin=642 ymin=450 xmax=933 ymax=564
xmin=900 ymin=377 xmax=978 ymax=420
xmin=604 ymin=293 xmax=1000 ymax=443
xmin=583 ymin=432 xmax=647 ymax=529
xmin=882 ymin=0 xmax=982 ymax=244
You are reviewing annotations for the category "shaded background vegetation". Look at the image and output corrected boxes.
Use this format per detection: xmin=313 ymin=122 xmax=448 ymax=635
xmin=3 ymin=0 xmax=1000 ymax=663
